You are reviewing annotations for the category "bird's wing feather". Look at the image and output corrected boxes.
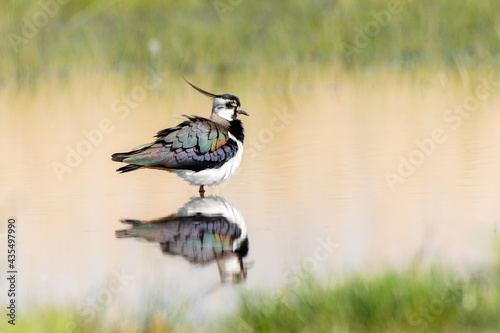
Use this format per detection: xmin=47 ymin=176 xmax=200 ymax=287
xmin=121 ymin=116 xmax=238 ymax=172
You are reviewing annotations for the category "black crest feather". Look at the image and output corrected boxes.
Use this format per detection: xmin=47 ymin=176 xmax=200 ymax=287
xmin=184 ymin=78 xmax=222 ymax=99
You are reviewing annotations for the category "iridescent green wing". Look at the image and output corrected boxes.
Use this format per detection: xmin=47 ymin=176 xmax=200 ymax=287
xmin=122 ymin=116 xmax=237 ymax=171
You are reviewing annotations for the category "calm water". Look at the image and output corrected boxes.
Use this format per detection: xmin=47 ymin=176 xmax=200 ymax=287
xmin=1 ymin=74 xmax=500 ymax=322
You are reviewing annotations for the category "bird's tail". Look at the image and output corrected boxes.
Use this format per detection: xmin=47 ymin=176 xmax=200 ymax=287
xmin=111 ymin=152 xmax=131 ymax=162
xmin=121 ymin=218 xmax=142 ymax=225
xmin=115 ymin=219 xmax=142 ymax=238
xmin=112 ymin=141 xmax=153 ymax=162
xmin=115 ymin=229 xmax=136 ymax=238
xmin=116 ymin=164 xmax=141 ymax=173
xmin=112 ymin=149 xmax=147 ymax=173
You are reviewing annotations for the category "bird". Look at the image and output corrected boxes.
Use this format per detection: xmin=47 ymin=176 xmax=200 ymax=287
xmin=115 ymin=195 xmax=249 ymax=283
xmin=111 ymin=80 xmax=249 ymax=196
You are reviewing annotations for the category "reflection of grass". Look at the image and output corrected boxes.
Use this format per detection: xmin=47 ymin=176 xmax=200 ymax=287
xmin=2 ymin=0 xmax=500 ymax=83
xmin=2 ymin=262 xmax=500 ymax=332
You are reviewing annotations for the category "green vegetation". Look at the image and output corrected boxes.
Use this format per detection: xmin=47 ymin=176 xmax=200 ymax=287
xmin=227 ymin=267 xmax=500 ymax=333
xmin=2 ymin=262 xmax=500 ymax=333
xmin=2 ymin=0 xmax=500 ymax=84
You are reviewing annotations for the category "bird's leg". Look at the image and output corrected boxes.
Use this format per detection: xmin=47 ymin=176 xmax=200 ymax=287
xmin=199 ymin=184 xmax=205 ymax=198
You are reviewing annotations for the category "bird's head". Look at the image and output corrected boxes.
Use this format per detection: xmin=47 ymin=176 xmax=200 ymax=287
xmin=185 ymin=79 xmax=249 ymax=121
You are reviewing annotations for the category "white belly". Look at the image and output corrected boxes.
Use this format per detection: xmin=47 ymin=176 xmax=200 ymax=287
xmin=173 ymin=138 xmax=243 ymax=186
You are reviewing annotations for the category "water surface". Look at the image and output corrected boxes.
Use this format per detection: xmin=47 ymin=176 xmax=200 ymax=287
xmin=1 ymin=74 xmax=500 ymax=322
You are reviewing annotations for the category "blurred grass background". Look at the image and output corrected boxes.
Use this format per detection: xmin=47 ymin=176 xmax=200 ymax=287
xmin=2 ymin=0 xmax=500 ymax=86
xmin=2 ymin=260 xmax=500 ymax=332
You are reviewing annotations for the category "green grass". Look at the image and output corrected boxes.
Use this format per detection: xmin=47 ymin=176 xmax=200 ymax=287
xmin=2 ymin=0 xmax=500 ymax=85
xmin=3 ymin=262 xmax=500 ymax=333
xmin=226 ymin=267 xmax=500 ymax=333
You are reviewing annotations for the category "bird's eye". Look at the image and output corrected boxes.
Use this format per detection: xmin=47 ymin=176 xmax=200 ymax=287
xmin=226 ymin=102 xmax=235 ymax=108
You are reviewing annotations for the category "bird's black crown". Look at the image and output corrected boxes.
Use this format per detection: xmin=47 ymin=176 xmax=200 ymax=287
xmin=220 ymin=94 xmax=241 ymax=106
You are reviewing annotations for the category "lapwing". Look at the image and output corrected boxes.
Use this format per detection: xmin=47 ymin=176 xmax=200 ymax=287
xmin=111 ymin=80 xmax=248 ymax=196
xmin=116 ymin=195 xmax=249 ymax=283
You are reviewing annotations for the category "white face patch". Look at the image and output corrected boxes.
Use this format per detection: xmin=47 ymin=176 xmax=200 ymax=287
xmin=213 ymin=97 xmax=236 ymax=121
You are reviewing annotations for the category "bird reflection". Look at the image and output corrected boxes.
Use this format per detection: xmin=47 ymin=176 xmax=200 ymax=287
xmin=115 ymin=196 xmax=249 ymax=283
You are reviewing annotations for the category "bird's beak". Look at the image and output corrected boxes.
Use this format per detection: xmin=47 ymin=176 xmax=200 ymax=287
xmin=237 ymin=108 xmax=249 ymax=116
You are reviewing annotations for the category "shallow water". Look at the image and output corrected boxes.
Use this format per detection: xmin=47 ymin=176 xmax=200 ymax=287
xmin=1 ymin=74 xmax=500 ymax=322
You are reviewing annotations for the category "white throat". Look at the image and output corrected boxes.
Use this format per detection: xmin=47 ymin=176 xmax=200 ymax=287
xmin=216 ymin=109 xmax=234 ymax=121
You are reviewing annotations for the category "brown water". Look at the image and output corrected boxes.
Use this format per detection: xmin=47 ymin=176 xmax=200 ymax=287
xmin=1 ymin=73 xmax=500 ymax=321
